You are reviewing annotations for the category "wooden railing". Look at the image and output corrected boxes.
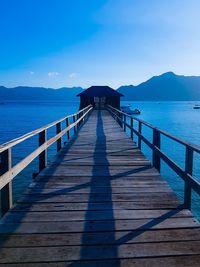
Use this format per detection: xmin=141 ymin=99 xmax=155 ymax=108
xmin=107 ymin=105 xmax=200 ymax=210
xmin=0 ymin=105 xmax=93 ymax=216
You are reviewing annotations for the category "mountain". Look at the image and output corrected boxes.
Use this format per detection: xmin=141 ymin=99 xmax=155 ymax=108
xmin=2 ymin=72 xmax=200 ymax=101
xmin=0 ymin=86 xmax=83 ymax=101
xmin=117 ymin=72 xmax=200 ymax=100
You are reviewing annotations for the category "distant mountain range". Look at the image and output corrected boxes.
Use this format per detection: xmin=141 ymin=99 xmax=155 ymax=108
xmin=0 ymin=86 xmax=83 ymax=101
xmin=117 ymin=72 xmax=200 ymax=100
xmin=1 ymin=72 xmax=200 ymax=101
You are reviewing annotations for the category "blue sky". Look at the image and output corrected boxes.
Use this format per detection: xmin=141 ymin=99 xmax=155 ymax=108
xmin=0 ymin=0 xmax=200 ymax=88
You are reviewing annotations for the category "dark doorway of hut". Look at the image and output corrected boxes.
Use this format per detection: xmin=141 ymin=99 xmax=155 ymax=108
xmin=94 ymin=96 xmax=106 ymax=109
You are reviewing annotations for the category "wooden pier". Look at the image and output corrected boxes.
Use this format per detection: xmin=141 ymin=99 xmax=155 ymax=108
xmin=0 ymin=108 xmax=200 ymax=266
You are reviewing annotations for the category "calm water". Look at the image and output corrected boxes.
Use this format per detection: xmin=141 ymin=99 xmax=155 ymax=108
xmin=0 ymin=101 xmax=200 ymax=218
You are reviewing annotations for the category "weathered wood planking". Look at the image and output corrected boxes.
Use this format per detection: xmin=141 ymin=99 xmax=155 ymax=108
xmin=0 ymin=109 xmax=200 ymax=266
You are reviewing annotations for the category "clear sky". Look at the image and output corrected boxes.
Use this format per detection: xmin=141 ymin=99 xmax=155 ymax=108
xmin=0 ymin=0 xmax=200 ymax=88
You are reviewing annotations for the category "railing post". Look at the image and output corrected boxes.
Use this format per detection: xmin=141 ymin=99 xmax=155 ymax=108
xmin=66 ymin=117 xmax=70 ymax=140
xmin=82 ymin=111 xmax=85 ymax=123
xmin=114 ymin=111 xmax=117 ymax=122
xmin=39 ymin=129 xmax=47 ymax=172
xmin=131 ymin=117 xmax=134 ymax=140
xmin=138 ymin=121 xmax=142 ymax=149
xmin=73 ymin=115 xmax=77 ymax=134
xmin=115 ymin=111 xmax=118 ymax=124
xmin=124 ymin=114 xmax=126 ymax=132
xmin=76 ymin=113 xmax=80 ymax=130
xmin=153 ymin=129 xmax=161 ymax=172
xmin=78 ymin=112 xmax=81 ymax=127
xmin=184 ymin=146 xmax=193 ymax=210
xmin=56 ymin=122 xmax=62 ymax=152
xmin=119 ymin=112 xmax=122 ymax=128
xmin=0 ymin=148 xmax=12 ymax=216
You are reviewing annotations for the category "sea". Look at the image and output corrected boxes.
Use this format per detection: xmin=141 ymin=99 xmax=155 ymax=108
xmin=0 ymin=100 xmax=200 ymax=219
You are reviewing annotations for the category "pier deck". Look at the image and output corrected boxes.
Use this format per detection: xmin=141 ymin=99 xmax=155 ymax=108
xmin=0 ymin=110 xmax=200 ymax=266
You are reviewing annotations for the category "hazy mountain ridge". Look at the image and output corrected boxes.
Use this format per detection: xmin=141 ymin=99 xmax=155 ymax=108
xmin=1 ymin=72 xmax=200 ymax=101
xmin=0 ymin=86 xmax=83 ymax=101
xmin=117 ymin=72 xmax=200 ymax=100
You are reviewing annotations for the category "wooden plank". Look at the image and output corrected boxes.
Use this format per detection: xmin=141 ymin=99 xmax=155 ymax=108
xmin=1 ymin=241 xmax=200 ymax=263
xmin=18 ymin=192 xmax=179 ymax=203
xmin=10 ymin=201 xmax=181 ymax=212
xmin=0 ymin=217 xmax=199 ymax=234
xmin=29 ymin=180 xmax=169 ymax=188
xmin=1 ymin=228 xmax=200 ymax=247
xmin=39 ymin=165 xmax=159 ymax=177
xmin=25 ymin=186 xmax=172 ymax=194
xmin=35 ymin=175 xmax=163 ymax=183
xmin=1 ymin=209 xmax=193 ymax=223
xmin=2 ymin=256 xmax=200 ymax=267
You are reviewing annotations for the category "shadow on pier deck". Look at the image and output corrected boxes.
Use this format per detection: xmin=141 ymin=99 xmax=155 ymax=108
xmin=0 ymin=109 xmax=200 ymax=266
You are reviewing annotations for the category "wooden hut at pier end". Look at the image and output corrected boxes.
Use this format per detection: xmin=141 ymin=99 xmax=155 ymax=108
xmin=77 ymin=85 xmax=123 ymax=110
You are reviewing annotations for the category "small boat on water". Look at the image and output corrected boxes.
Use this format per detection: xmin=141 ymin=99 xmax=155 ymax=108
xmin=121 ymin=106 xmax=141 ymax=115
xmin=193 ymin=105 xmax=200 ymax=109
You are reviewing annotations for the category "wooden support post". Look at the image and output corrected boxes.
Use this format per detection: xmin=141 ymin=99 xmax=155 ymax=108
xmin=138 ymin=121 xmax=142 ymax=149
xmin=153 ymin=129 xmax=161 ymax=172
xmin=66 ymin=117 xmax=70 ymax=140
xmin=82 ymin=111 xmax=85 ymax=123
xmin=119 ymin=112 xmax=122 ymax=128
xmin=39 ymin=129 xmax=47 ymax=172
xmin=56 ymin=122 xmax=62 ymax=152
xmin=115 ymin=110 xmax=118 ymax=123
xmin=82 ymin=111 xmax=84 ymax=123
xmin=78 ymin=112 xmax=81 ymax=127
xmin=124 ymin=114 xmax=126 ymax=132
xmin=76 ymin=113 xmax=81 ymax=130
xmin=184 ymin=147 xmax=193 ymax=210
xmin=115 ymin=111 xmax=117 ymax=123
xmin=0 ymin=148 xmax=12 ymax=216
xmin=131 ymin=117 xmax=134 ymax=140
xmin=73 ymin=115 xmax=77 ymax=134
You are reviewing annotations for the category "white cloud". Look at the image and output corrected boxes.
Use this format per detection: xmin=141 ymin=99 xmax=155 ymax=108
xmin=30 ymin=71 xmax=35 ymax=75
xmin=69 ymin=72 xmax=77 ymax=78
xmin=48 ymin=72 xmax=60 ymax=77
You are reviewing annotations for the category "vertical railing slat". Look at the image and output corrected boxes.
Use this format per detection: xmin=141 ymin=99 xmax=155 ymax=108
xmin=131 ymin=117 xmax=134 ymax=141
xmin=153 ymin=129 xmax=161 ymax=172
xmin=124 ymin=114 xmax=126 ymax=132
xmin=66 ymin=117 xmax=70 ymax=140
xmin=138 ymin=121 xmax=142 ymax=149
xmin=56 ymin=122 xmax=62 ymax=152
xmin=39 ymin=129 xmax=47 ymax=172
xmin=0 ymin=148 xmax=12 ymax=216
xmin=184 ymin=146 xmax=193 ymax=210
xmin=73 ymin=115 xmax=77 ymax=134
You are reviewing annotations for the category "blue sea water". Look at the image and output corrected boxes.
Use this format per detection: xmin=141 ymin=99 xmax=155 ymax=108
xmin=0 ymin=101 xmax=200 ymax=218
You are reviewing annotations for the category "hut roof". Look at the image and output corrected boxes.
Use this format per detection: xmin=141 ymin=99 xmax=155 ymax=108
xmin=77 ymin=86 xmax=123 ymax=97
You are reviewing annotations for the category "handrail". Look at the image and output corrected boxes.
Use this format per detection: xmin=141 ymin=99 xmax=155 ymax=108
xmin=107 ymin=105 xmax=200 ymax=153
xmin=0 ymin=105 xmax=93 ymax=216
xmin=107 ymin=104 xmax=200 ymax=211
xmin=0 ymin=105 xmax=91 ymax=153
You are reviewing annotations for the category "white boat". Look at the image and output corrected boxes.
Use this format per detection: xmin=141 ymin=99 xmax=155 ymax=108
xmin=193 ymin=105 xmax=200 ymax=109
xmin=121 ymin=106 xmax=141 ymax=115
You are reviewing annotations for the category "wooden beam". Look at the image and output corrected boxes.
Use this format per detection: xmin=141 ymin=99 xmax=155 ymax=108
xmin=184 ymin=147 xmax=193 ymax=210
xmin=0 ymin=148 xmax=12 ymax=216
xmin=39 ymin=129 xmax=47 ymax=172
